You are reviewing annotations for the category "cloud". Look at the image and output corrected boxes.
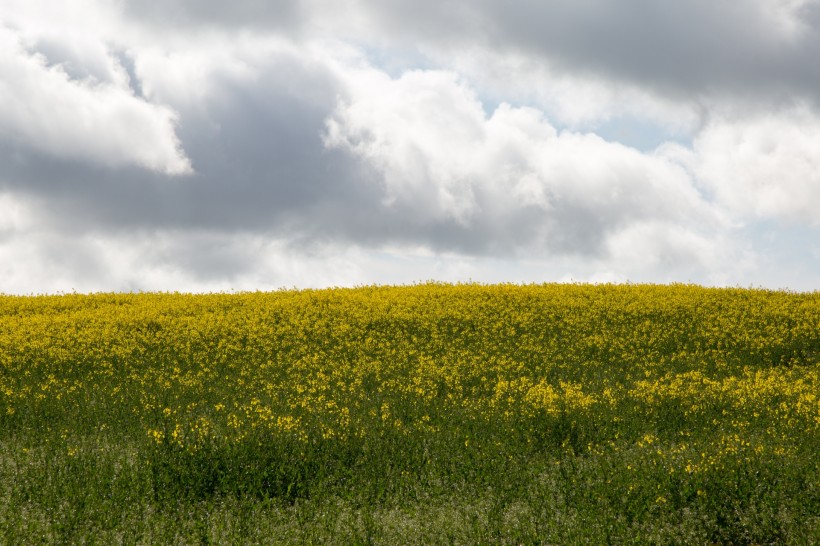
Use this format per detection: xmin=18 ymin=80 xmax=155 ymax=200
xmin=423 ymin=48 xmax=703 ymax=133
xmin=678 ymin=106 xmax=820 ymax=226
xmin=121 ymin=0 xmax=304 ymax=33
xmin=0 ymin=192 xmax=33 ymax=239
xmin=325 ymin=68 xmax=726 ymax=266
xmin=0 ymin=26 xmax=192 ymax=174
xmin=0 ymin=229 xmax=444 ymax=294
xmin=0 ymin=37 xmax=374 ymax=237
xmin=602 ymin=221 xmax=744 ymax=282
xmin=0 ymin=222 xmax=761 ymax=295
xmin=344 ymin=0 xmax=820 ymax=105
xmin=1 ymin=1 xmax=818 ymax=293
xmin=1 ymin=41 xmax=745 ymax=290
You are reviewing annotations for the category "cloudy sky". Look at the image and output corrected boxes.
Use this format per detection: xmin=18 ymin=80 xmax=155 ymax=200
xmin=1 ymin=0 xmax=819 ymax=293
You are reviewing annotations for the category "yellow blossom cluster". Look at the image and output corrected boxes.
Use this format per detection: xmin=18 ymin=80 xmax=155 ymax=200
xmin=0 ymin=283 xmax=816 ymax=460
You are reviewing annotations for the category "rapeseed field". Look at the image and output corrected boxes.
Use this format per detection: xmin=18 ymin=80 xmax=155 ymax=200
xmin=0 ymin=283 xmax=818 ymax=543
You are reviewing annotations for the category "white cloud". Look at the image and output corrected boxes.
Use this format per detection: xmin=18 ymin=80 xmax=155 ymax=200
xmin=764 ymin=0 xmax=820 ymax=38
xmin=324 ymin=69 xmax=486 ymax=223
xmin=0 ymin=225 xmax=762 ymax=295
xmin=1 ymin=0 xmax=120 ymax=38
xmin=133 ymin=44 xmax=257 ymax=108
xmin=0 ymin=192 xmax=33 ymax=237
xmin=0 ymin=27 xmax=192 ymax=175
xmin=603 ymin=221 xmax=743 ymax=282
xmin=325 ymin=67 xmax=725 ymax=262
xmin=424 ymin=47 xmax=703 ymax=132
xmin=0 ymin=230 xmax=449 ymax=294
xmin=22 ymin=31 xmax=130 ymax=87
xmin=668 ymin=106 xmax=820 ymax=226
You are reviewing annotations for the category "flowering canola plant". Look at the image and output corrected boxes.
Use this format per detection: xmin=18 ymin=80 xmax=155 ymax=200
xmin=0 ymin=283 xmax=818 ymax=512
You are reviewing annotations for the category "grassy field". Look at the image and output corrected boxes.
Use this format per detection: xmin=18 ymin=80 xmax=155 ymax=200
xmin=0 ymin=283 xmax=818 ymax=544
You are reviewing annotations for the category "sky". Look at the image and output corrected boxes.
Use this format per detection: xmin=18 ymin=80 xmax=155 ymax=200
xmin=1 ymin=0 xmax=819 ymax=294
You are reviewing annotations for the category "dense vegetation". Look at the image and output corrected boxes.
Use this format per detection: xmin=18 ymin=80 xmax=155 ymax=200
xmin=1 ymin=283 xmax=818 ymax=544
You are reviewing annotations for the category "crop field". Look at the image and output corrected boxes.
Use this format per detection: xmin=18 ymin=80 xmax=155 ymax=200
xmin=0 ymin=283 xmax=818 ymax=544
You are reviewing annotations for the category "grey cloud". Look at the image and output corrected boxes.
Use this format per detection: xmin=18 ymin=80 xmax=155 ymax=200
xmin=357 ymin=0 xmax=820 ymax=105
xmin=122 ymin=0 xmax=304 ymax=32
xmin=120 ymin=0 xmax=820 ymax=106
xmin=0 ymin=49 xmax=387 ymax=242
